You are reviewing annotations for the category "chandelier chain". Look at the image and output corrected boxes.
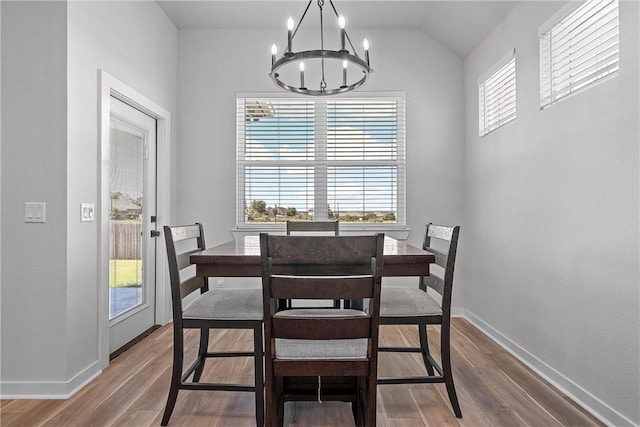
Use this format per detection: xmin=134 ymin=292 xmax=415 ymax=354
xmin=319 ymin=0 xmax=327 ymax=92
xmin=292 ymin=1 xmax=313 ymax=39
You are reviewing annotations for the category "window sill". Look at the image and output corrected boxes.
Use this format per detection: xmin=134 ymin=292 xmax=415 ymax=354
xmin=232 ymin=226 xmax=411 ymax=240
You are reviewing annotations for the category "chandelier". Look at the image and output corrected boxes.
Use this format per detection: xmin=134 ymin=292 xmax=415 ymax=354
xmin=269 ymin=0 xmax=372 ymax=96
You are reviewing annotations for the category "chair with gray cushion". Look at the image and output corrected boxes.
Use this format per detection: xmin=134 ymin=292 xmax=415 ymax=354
xmin=378 ymin=223 xmax=462 ymax=418
xmin=161 ymin=224 xmax=264 ymax=426
xmin=286 ymin=220 xmax=340 ymax=236
xmin=260 ymin=233 xmax=384 ymax=427
xmin=285 ymin=220 xmax=341 ymax=309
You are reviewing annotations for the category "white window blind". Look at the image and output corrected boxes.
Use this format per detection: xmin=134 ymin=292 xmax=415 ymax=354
xmin=236 ymin=94 xmax=406 ymax=227
xmin=478 ymin=51 xmax=517 ymax=137
xmin=539 ymin=0 xmax=619 ymax=108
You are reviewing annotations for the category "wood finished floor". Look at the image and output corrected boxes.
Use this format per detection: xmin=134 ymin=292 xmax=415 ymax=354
xmin=1 ymin=318 xmax=604 ymax=426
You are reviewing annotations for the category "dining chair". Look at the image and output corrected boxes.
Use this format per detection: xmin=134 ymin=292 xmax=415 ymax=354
xmin=285 ymin=220 xmax=341 ymax=309
xmin=161 ymin=223 xmax=264 ymax=426
xmin=260 ymin=233 xmax=384 ymax=427
xmin=378 ymin=223 xmax=462 ymax=418
xmin=286 ymin=220 xmax=340 ymax=236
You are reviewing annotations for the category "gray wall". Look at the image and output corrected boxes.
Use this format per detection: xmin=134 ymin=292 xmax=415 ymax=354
xmin=0 ymin=0 xmax=177 ymax=396
xmin=461 ymin=1 xmax=640 ymax=425
xmin=1 ymin=0 xmax=69 ymax=386
xmin=1 ymin=1 xmax=638 ymax=424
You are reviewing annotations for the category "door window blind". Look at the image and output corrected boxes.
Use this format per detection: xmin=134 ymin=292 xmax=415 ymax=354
xmin=236 ymin=94 xmax=406 ymax=227
xmin=478 ymin=51 xmax=517 ymax=137
xmin=539 ymin=0 xmax=619 ymax=108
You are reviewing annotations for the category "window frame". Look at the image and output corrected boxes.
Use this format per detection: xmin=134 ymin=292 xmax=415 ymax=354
xmin=478 ymin=49 xmax=517 ymax=137
xmin=235 ymin=91 xmax=407 ymax=233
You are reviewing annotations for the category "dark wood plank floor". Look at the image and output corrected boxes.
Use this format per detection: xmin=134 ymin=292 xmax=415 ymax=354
xmin=1 ymin=318 xmax=604 ymax=426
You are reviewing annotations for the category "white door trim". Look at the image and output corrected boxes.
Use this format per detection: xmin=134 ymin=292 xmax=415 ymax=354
xmin=98 ymin=70 xmax=172 ymax=370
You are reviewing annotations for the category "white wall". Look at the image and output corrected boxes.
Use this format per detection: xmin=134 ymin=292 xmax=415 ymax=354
xmin=0 ymin=0 xmax=178 ymax=397
xmin=176 ymin=28 xmax=465 ymax=255
xmin=462 ymin=1 xmax=639 ymax=425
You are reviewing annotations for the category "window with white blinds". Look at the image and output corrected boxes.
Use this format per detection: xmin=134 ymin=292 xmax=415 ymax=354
xmin=236 ymin=93 xmax=406 ymax=227
xmin=539 ymin=0 xmax=619 ymax=109
xmin=478 ymin=51 xmax=517 ymax=137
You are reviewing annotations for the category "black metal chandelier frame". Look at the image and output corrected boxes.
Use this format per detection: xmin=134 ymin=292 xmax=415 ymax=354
xmin=269 ymin=0 xmax=372 ymax=96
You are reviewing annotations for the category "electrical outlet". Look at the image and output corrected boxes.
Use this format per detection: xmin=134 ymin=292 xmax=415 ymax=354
xmin=217 ymin=278 xmax=225 ymax=287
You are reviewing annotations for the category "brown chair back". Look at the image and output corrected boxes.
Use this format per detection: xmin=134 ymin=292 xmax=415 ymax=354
xmin=164 ymin=223 xmax=209 ymax=324
xmin=286 ymin=220 xmax=340 ymax=235
xmin=420 ymin=223 xmax=460 ymax=317
xmin=260 ymin=233 xmax=384 ymax=426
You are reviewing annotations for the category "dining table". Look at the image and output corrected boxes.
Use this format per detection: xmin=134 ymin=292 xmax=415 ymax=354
xmin=190 ymin=234 xmax=435 ymax=278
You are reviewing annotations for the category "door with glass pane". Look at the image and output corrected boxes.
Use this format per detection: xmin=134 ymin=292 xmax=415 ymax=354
xmin=108 ymin=96 xmax=157 ymax=353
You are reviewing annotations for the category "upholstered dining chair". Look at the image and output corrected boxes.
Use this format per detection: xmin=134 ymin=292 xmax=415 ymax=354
xmin=162 ymin=224 xmax=264 ymax=426
xmin=378 ymin=223 xmax=462 ymax=418
xmin=260 ymin=233 xmax=384 ymax=427
xmin=286 ymin=220 xmax=340 ymax=236
xmin=285 ymin=220 xmax=341 ymax=309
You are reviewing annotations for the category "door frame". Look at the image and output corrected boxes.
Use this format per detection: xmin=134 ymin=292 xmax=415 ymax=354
xmin=98 ymin=70 xmax=172 ymax=369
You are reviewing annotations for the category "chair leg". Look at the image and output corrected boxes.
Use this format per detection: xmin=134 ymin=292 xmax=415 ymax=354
xmin=441 ymin=322 xmax=462 ymax=418
xmin=275 ymin=376 xmax=285 ymax=427
xmin=161 ymin=327 xmax=184 ymax=426
xmin=254 ymin=325 xmax=265 ymax=427
xmin=365 ymin=374 xmax=377 ymax=427
xmin=192 ymin=328 xmax=209 ymax=382
xmin=264 ymin=370 xmax=274 ymax=427
xmin=418 ymin=324 xmax=435 ymax=376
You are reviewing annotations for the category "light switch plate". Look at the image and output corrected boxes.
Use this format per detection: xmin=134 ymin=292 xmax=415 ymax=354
xmin=25 ymin=202 xmax=46 ymax=223
xmin=81 ymin=203 xmax=95 ymax=222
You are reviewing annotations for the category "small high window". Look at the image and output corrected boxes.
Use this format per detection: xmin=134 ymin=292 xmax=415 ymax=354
xmin=478 ymin=51 xmax=517 ymax=137
xmin=539 ymin=0 xmax=619 ymax=108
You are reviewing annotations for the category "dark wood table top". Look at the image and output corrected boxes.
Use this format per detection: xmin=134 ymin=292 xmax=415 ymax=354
xmin=191 ymin=235 xmax=434 ymax=277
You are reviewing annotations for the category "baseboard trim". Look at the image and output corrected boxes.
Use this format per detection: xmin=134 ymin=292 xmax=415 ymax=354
xmin=0 ymin=360 xmax=102 ymax=399
xmin=462 ymin=310 xmax=637 ymax=427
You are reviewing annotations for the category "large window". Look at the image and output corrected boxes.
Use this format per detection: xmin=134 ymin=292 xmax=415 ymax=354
xmin=539 ymin=0 xmax=619 ymax=109
xmin=236 ymin=93 xmax=406 ymax=228
xmin=478 ymin=50 xmax=517 ymax=137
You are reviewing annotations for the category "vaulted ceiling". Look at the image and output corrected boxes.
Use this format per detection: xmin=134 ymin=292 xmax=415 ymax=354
xmin=156 ymin=1 xmax=520 ymax=58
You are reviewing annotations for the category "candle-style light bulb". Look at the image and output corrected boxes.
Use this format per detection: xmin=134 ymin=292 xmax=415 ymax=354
xmin=287 ymin=17 xmax=294 ymax=53
xmin=342 ymin=60 xmax=348 ymax=88
xmin=299 ymin=61 xmax=305 ymax=88
xmin=339 ymin=15 xmax=346 ymax=51
xmin=363 ymin=38 xmax=370 ymax=65
xmin=271 ymin=44 xmax=278 ymax=66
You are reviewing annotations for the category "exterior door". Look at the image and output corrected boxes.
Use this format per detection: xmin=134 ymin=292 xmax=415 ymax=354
xmin=108 ymin=96 xmax=157 ymax=353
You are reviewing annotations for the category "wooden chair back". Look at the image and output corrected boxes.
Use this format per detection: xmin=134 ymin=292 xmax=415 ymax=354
xmin=260 ymin=233 xmax=384 ymax=426
xmin=420 ymin=223 xmax=460 ymax=316
xmin=163 ymin=224 xmax=208 ymax=323
xmin=286 ymin=220 xmax=340 ymax=235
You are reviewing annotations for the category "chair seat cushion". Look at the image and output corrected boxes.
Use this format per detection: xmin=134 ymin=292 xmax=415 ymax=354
xmin=380 ymin=287 xmax=442 ymax=317
xmin=183 ymin=288 xmax=262 ymax=321
xmin=274 ymin=308 xmax=368 ymax=360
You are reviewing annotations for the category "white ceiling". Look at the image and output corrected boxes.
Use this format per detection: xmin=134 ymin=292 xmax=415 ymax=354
xmin=156 ymin=1 xmax=520 ymax=58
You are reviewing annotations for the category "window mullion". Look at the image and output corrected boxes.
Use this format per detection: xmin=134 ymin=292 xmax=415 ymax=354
xmin=314 ymin=100 xmax=328 ymax=221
